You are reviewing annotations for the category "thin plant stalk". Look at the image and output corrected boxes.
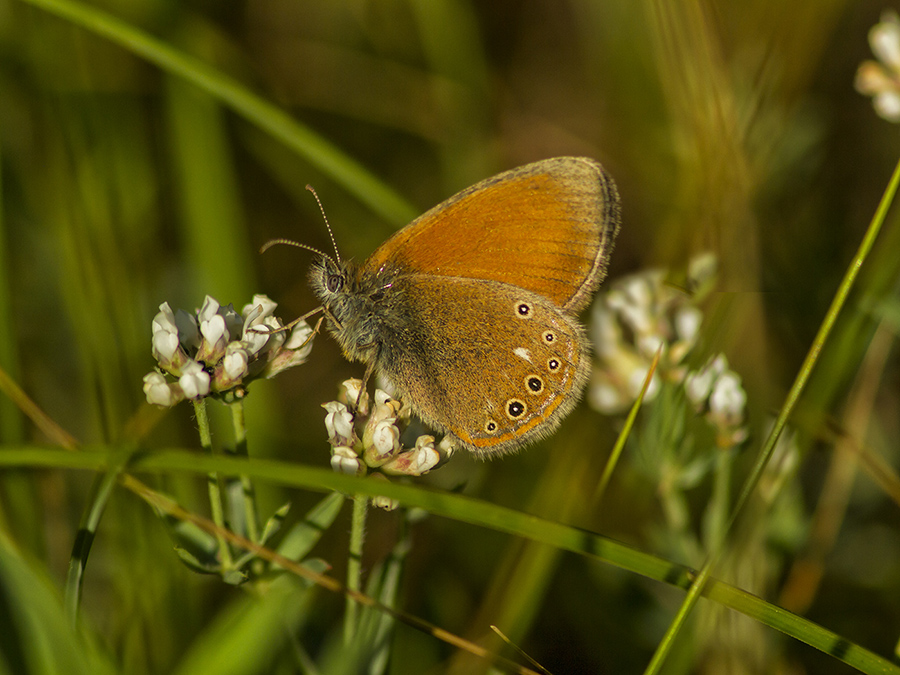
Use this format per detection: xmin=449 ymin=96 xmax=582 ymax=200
xmin=345 ymin=493 xmax=368 ymax=644
xmin=229 ymin=399 xmax=260 ymax=544
xmin=193 ymin=398 xmax=234 ymax=570
xmin=594 ymin=347 xmax=662 ymax=505
xmin=64 ymin=463 xmax=121 ymax=626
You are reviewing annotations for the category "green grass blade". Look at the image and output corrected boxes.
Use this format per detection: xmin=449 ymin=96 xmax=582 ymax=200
xmin=64 ymin=464 xmax=120 ymax=626
xmin=2 ymin=445 xmax=898 ymax=674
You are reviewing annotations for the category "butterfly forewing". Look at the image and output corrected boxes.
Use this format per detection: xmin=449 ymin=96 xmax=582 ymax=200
xmin=363 ymin=157 xmax=619 ymax=313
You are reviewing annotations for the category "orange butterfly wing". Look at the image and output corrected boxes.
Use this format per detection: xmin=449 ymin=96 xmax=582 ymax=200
xmin=362 ymin=157 xmax=620 ymax=313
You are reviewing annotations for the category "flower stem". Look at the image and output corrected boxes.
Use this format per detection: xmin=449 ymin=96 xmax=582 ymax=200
xmin=344 ymin=493 xmax=368 ymax=643
xmin=229 ymin=399 xmax=259 ymax=544
xmin=193 ymin=398 xmax=233 ymax=570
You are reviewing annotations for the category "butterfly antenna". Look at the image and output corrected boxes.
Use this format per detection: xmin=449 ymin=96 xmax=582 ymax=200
xmin=306 ymin=184 xmax=341 ymax=264
xmin=259 ymin=238 xmax=332 ymax=262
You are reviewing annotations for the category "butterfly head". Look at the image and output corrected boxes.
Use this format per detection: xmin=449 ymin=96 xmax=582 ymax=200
xmin=309 ymin=254 xmax=386 ymax=364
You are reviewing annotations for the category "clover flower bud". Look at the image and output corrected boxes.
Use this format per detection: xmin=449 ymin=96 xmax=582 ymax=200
xmin=143 ymin=371 xmax=184 ymax=407
xmin=323 ymin=401 xmax=357 ymax=447
xmin=178 ymin=360 xmax=210 ymax=400
xmin=331 ymin=446 xmax=364 ymax=476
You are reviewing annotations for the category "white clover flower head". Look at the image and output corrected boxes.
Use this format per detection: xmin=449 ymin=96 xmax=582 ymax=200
xmin=174 ymin=308 xmax=200 ymax=348
xmin=636 ymin=333 xmax=665 ymax=360
xmin=590 ymin=304 xmax=624 ymax=360
xmin=321 ymin=381 xmax=453 ymax=479
xmin=628 ymin=363 xmax=660 ymax=401
xmin=687 ymin=253 xmax=718 ymax=289
xmin=856 ymin=11 xmax=900 ymax=122
xmin=197 ymin=295 xmax=219 ymax=321
xmin=144 ymin=294 xmax=314 ymax=407
xmin=263 ymin=320 xmax=315 ymax=377
xmin=284 ymin=319 xmax=314 ymax=351
xmin=607 ymin=281 xmax=654 ymax=337
xmin=674 ymin=306 xmax=703 ymax=347
xmin=685 ymin=368 xmax=712 ymax=408
xmin=588 ymin=370 xmax=627 ymax=414
xmin=684 ymin=370 xmax=712 ymax=407
xmin=223 ymin=343 xmax=250 ymax=380
xmin=195 ymin=296 xmax=225 ymax=363
xmin=362 ymin=391 xmax=404 ymax=466
xmin=669 ymin=307 xmax=704 ymax=371
xmin=244 ymin=317 xmax=286 ymax=360
xmin=260 ymin=318 xmax=287 ymax=354
xmin=684 ymin=354 xmax=748 ymax=446
xmin=588 ymin=257 xmax=712 ymax=416
xmin=872 ymin=11 xmax=900 ymax=71
xmin=220 ymin=304 xmax=242 ymax=340
xmin=588 ymin=350 xmax=661 ymax=415
xmin=371 ymin=495 xmax=400 ymax=511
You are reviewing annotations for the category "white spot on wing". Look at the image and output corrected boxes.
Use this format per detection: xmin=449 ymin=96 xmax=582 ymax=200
xmin=514 ymin=347 xmax=532 ymax=363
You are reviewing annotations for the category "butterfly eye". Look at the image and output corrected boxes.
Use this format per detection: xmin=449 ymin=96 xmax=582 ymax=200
xmin=326 ymin=274 xmax=344 ymax=293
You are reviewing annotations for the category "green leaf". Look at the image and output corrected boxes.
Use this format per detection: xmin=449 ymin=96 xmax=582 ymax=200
xmin=258 ymin=502 xmax=291 ymax=547
xmin=274 ymin=492 xmax=345 ymax=568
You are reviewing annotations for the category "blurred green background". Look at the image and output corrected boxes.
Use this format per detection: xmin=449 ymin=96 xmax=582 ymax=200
xmin=2 ymin=0 xmax=900 ymax=673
